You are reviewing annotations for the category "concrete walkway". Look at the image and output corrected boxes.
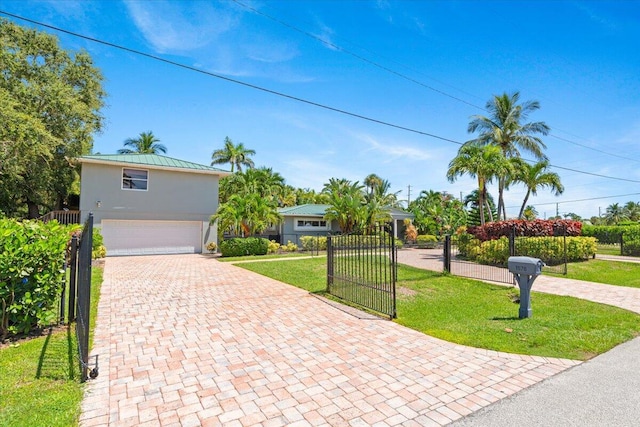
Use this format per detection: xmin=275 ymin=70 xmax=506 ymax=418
xmin=80 ymin=254 xmax=580 ymax=426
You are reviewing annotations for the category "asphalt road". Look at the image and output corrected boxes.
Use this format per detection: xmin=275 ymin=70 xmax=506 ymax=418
xmin=450 ymin=336 xmax=640 ymax=426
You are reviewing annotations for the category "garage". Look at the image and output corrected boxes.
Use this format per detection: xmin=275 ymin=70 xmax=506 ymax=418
xmin=102 ymin=220 xmax=202 ymax=256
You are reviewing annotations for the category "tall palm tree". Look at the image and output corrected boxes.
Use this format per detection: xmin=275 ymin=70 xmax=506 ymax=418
xmin=605 ymin=203 xmax=627 ymax=225
xmin=467 ymin=92 xmax=550 ymax=220
xmin=117 ymin=131 xmax=167 ymax=154
xmin=364 ymin=173 xmax=383 ymax=196
xmin=211 ymin=136 xmax=256 ymax=173
xmin=447 ymin=143 xmax=510 ymax=225
xmin=513 ymin=160 xmax=564 ymax=219
xmin=623 ymin=201 xmax=640 ymax=222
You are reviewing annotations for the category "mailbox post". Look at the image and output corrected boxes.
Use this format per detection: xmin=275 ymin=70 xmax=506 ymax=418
xmin=507 ymin=256 xmax=544 ymax=319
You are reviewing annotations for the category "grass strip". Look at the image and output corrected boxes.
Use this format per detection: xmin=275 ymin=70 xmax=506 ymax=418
xmin=238 ymin=258 xmax=640 ymax=361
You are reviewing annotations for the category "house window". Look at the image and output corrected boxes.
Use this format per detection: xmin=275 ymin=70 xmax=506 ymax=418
xmin=294 ymin=218 xmax=330 ymax=231
xmin=122 ymin=168 xmax=148 ymax=191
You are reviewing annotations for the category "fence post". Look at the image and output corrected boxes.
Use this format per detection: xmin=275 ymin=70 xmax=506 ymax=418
xmin=59 ymin=264 xmax=66 ymax=324
xmin=509 ymin=227 xmax=516 ymax=256
xmin=444 ymin=235 xmax=451 ymax=273
xmin=326 ymin=234 xmax=333 ymax=292
xmin=620 ymin=232 xmax=624 ymax=256
xmin=68 ymin=236 xmax=78 ymax=323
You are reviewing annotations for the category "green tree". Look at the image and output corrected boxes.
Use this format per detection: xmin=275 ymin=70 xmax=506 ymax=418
xmin=211 ymin=136 xmax=256 ymax=173
xmin=604 ymin=203 xmax=627 ymax=225
xmin=212 ymin=193 xmax=281 ymax=237
xmin=364 ymin=173 xmax=383 ymax=196
xmin=409 ymin=190 xmax=466 ymax=236
xmin=467 ymin=92 xmax=550 ymax=220
xmin=117 ymin=131 xmax=166 ymax=154
xmin=463 ymin=190 xmax=497 ymax=227
xmin=447 ymin=144 xmax=510 ymax=225
xmin=623 ymin=201 xmax=640 ymax=222
xmin=322 ymin=178 xmax=366 ymax=233
xmin=513 ymin=160 xmax=564 ymax=219
xmin=0 ymin=19 xmax=105 ymax=218
xmin=523 ymin=205 xmax=538 ymax=221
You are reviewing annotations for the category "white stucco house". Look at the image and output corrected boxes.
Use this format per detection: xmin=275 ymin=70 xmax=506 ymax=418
xmin=78 ymin=154 xmax=230 ymax=256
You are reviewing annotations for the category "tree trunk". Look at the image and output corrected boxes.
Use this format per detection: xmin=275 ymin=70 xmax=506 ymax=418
xmin=27 ymin=201 xmax=40 ymax=219
xmin=518 ymin=190 xmax=531 ymax=219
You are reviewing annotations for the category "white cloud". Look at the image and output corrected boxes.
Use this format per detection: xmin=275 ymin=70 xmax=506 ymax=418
xmin=353 ymin=133 xmax=433 ymax=161
xmin=124 ymin=0 xmax=236 ymax=52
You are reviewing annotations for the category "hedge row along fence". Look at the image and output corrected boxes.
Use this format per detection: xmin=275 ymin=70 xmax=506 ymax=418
xmin=457 ymin=235 xmax=597 ymax=266
xmin=581 ymin=225 xmax=640 ymax=256
xmin=0 ymin=219 xmax=70 ymax=339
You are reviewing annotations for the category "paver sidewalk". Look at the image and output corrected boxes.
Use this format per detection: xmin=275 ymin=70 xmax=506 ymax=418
xmin=80 ymin=254 xmax=579 ymax=426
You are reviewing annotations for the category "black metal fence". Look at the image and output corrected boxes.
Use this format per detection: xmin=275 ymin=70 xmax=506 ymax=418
xmin=444 ymin=228 xmax=568 ymax=285
xmin=68 ymin=213 xmax=96 ymax=382
xmin=327 ymin=225 xmax=397 ymax=319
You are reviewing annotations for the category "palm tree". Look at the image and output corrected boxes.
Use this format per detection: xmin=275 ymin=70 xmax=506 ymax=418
xmin=623 ymin=201 xmax=640 ymax=222
xmin=513 ymin=160 xmax=564 ymax=219
xmin=447 ymin=143 xmax=510 ymax=225
xmin=467 ymin=92 xmax=550 ymax=220
xmin=604 ymin=203 xmax=627 ymax=225
xmin=322 ymin=179 xmax=366 ymax=233
xmin=211 ymin=136 xmax=255 ymax=172
xmin=117 ymin=131 xmax=167 ymax=154
xmin=364 ymin=173 xmax=383 ymax=196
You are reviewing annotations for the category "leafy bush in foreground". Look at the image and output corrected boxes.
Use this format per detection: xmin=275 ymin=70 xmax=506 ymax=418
xmin=0 ymin=219 xmax=68 ymax=338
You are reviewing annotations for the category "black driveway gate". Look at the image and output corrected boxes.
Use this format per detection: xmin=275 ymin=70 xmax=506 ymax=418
xmin=327 ymin=225 xmax=397 ymax=319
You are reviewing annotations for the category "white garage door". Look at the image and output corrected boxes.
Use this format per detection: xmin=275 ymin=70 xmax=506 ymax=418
xmin=102 ymin=220 xmax=202 ymax=256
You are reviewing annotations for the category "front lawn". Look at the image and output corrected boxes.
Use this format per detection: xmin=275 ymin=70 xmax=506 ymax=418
xmin=549 ymin=259 xmax=640 ymax=288
xmin=0 ymin=266 xmax=103 ymax=427
xmin=238 ymin=258 xmax=640 ymax=361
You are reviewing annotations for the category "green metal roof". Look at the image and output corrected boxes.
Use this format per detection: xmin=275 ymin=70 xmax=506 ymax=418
xmin=278 ymin=204 xmax=331 ymax=216
xmin=78 ymin=154 xmax=230 ymax=175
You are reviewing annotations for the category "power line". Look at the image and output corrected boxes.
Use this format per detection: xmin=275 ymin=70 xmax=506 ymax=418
xmin=232 ymin=0 xmax=640 ymax=165
xmin=2 ymin=10 xmax=640 ymax=186
xmin=231 ymin=0 xmax=486 ymax=111
xmin=506 ymin=192 xmax=640 ymax=209
xmin=0 ymin=10 xmax=463 ymax=146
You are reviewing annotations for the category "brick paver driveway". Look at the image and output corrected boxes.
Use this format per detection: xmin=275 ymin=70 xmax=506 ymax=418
xmin=80 ymin=254 xmax=578 ymax=426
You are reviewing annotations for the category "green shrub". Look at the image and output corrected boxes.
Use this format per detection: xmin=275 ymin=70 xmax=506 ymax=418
xmin=416 ymin=234 xmax=438 ymax=248
xmin=92 ymin=227 xmax=107 ymax=259
xmin=0 ymin=219 xmax=68 ymax=338
xmin=267 ymin=240 xmax=280 ymax=254
xmin=474 ymin=236 xmax=597 ymax=266
xmin=299 ymin=236 xmax=328 ymax=251
xmin=281 ymin=241 xmax=298 ymax=252
xmin=220 ymin=237 xmax=269 ymax=257
xmin=582 ymin=225 xmax=628 ymax=244
xmin=455 ymin=233 xmax=481 ymax=258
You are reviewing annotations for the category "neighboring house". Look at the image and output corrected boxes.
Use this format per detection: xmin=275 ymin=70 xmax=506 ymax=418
xmin=78 ymin=154 xmax=230 ymax=256
xmin=268 ymin=204 xmax=414 ymax=246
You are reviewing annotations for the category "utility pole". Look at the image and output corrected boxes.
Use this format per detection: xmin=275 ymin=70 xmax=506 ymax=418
xmin=407 ymin=185 xmax=412 ymax=206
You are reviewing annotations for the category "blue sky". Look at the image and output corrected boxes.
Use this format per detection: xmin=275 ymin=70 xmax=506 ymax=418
xmin=2 ymin=0 xmax=639 ymax=219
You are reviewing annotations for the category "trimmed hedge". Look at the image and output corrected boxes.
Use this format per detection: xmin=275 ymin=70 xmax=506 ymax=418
xmin=457 ymin=233 xmax=596 ymax=266
xmin=621 ymin=227 xmax=640 ymax=256
xmin=1 ymin=219 xmax=69 ymax=338
xmin=582 ymin=225 xmax=632 ymax=245
xmin=220 ymin=237 xmax=269 ymax=257
xmin=299 ymin=236 xmax=328 ymax=251
xmin=468 ymin=219 xmax=582 ymax=241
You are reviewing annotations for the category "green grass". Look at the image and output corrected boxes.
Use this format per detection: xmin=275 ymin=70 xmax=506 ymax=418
xmin=596 ymin=244 xmax=622 ymax=256
xmin=0 ymin=266 xmax=103 ymax=427
xmin=218 ymin=252 xmax=323 ymax=263
xmin=549 ymin=259 xmax=640 ymax=288
xmin=237 ymin=257 xmax=640 ymax=361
